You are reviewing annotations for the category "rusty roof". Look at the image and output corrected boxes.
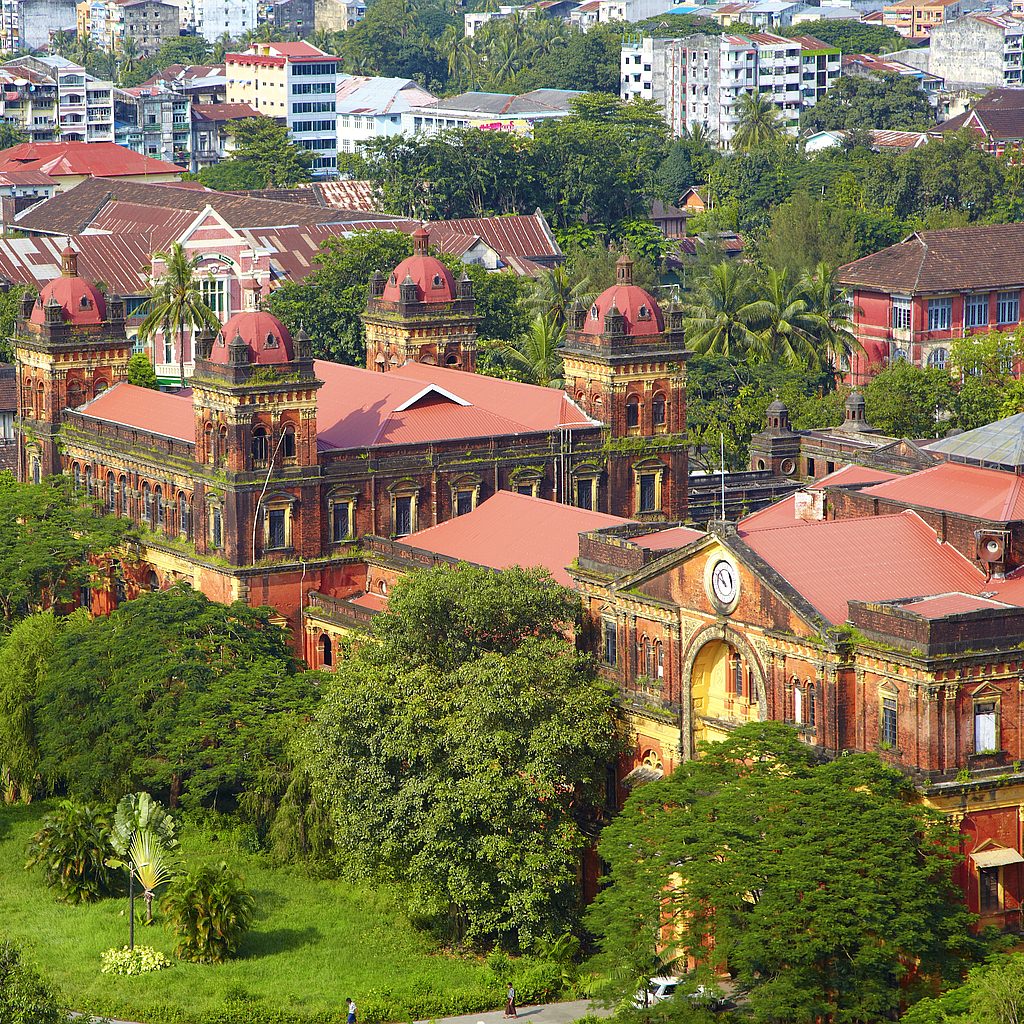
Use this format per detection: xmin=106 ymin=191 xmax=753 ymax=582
xmin=400 ymin=490 xmax=632 ymax=586
xmin=428 ymin=211 xmax=561 ymax=263
xmin=837 ymin=222 xmax=1024 ymax=293
xmin=0 ymin=141 xmax=183 ymax=178
xmin=0 ymin=233 xmax=151 ymax=295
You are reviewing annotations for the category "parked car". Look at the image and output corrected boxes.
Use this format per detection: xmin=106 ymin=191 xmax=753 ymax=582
xmin=632 ymin=976 xmax=730 ymax=1011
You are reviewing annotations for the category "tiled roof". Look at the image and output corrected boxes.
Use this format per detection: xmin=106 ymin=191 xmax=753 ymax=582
xmin=314 ymin=360 xmax=595 ymax=450
xmin=75 ymin=381 xmax=195 ymax=442
xmin=925 ymin=414 xmax=1024 ymax=469
xmin=739 ymin=510 xmax=985 ymax=624
xmin=837 ymin=223 xmax=1024 ymax=293
xmin=859 ymin=461 xmax=1024 ymax=521
xmin=14 ymin=176 xmax=395 ymax=235
xmin=0 ymin=234 xmax=152 ymax=295
xmin=0 ymin=142 xmax=183 ymax=178
xmin=401 ymin=490 xmax=631 ymax=586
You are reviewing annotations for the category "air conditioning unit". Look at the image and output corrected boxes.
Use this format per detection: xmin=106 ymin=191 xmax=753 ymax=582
xmin=975 ymin=530 xmax=1010 ymax=563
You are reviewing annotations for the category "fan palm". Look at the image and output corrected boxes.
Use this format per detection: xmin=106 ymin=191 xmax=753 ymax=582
xmin=800 ymin=261 xmax=864 ymax=372
xmin=137 ymin=243 xmax=221 ymax=388
xmin=752 ymin=267 xmax=822 ymax=367
xmin=129 ymin=829 xmax=173 ymax=924
xmin=503 ymin=315 xmax=565 ymax=387
xmin=731 ymin=91 xmax=783 ymax=152
xmin=683 ymin=261 xmax=770 ymax=360
xmin=529 ymin=264 xmax=590 ymax=329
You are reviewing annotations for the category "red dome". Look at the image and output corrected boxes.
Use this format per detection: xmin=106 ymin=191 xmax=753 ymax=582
xmin=209 ymin=310 xmax=293 ymax=364
xmin=583 ymin=284 xmax=664 ymax=337
xmin=382 ymin=254 xmax=456 ymax=304
xmin=30 ymin=275 xmax=106 ymax=326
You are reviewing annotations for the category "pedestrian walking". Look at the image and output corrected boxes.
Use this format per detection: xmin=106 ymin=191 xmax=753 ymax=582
xmin=347 ymin=998 xmax=357 ymax=1024
xmin=503 ymin=983 xmax=517 ymax=1019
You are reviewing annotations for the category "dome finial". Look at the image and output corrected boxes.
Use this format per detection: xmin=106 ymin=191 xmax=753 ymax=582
xmin=616 ymin=252 xmax=633 ymax=286
xmin=61 ymin=242 xmax=79 ymax=278
xmin=413 ymin=225 xmax=429 ymax=256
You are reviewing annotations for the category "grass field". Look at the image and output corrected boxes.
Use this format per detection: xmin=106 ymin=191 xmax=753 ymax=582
xmin=0 ymin=803 xmax=500 ymax=1024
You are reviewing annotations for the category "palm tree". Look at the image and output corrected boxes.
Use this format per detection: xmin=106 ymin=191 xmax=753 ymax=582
xmin=212 ymin=32 xmax=233 ymax=63
xmin=683 ymin=261 xmax=770 ymax=360
xmin=503 ymin=315 xmax=565 ymax=387
xmin=753 ymin=267 xmax=822 ymax=367
xmin=51 ymin=29 xmax=75 ymax=57
xmin=731 ymin=91 xmax=783 ymax=152
xmin=137 ymin=243 xmax=221 ymax=388
xmin=310 ymin=28 xmax=334 ymax=54
xmin=129 ymin=829 xmax=173 ymax=924
xmin=439 ymin=25 xmax=471 ymax=89
xmin=800 ymin=261 xmax=864 ymax=373
xmin=116 ymin=36 xmax=139 ymax=85
xmin=529 ymin=265 xmax=590 ymax=329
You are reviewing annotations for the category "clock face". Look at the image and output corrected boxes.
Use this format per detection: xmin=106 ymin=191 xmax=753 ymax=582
xmin=710 ymin=559 xmax=739 ymax=607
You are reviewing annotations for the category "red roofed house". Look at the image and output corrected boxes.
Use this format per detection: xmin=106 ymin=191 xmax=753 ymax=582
xmin=0 ymin=141 xmax=183 ymax=192
xmin=837 ymin=222 xmax=1024 ymax=384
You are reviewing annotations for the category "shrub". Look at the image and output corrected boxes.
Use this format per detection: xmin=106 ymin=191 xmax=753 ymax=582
xmin=0 ymin=940 xmax=69 ymax=1024
xmin=162 ymin=861 xmax=255 ymax=963
xmin=24 ymin=799 xmax=116 ymax=903
xmin=100 ymin=945 xmax=174 ymax=976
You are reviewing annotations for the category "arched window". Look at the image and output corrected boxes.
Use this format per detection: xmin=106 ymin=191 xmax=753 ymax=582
xmin=147 ymin=570 xmax=160 ymax=591
xmin=626 ymin=395 xmax=640 ymax=429
xmin=106 ymin=472 xmax=115 ymax=512
xmin=655 ymin=640 xmax=664 ymax=679
xmin=251 ymin=425 xmax=269 ymax=466
xmin=927 ymin=347 xmax=948 ymax=370
xmin=318 ymin=633 xmax=333 ymax=668
xmin=93 ymin=379 xmax=107 ymax=396
xmin=178 ymin=492 xmax=189 ymax=536
xmin=35 ymin=381 xmax=44 ymax=418
xmin=794 ymin=684 xmax=804 ymax=725
xmin=282 ymin=426 xmax=296 ymax=460
xmin=73 ymin=464 xmax=81 ymax=491
xmin=807 ymin=682 xmax=816 ymax=727
xmin=154 ymin=485 xmax=164 ymax=525
xmin=265 ymin=331 xmax=279 ymax=350
xmin=218 ymin=425 xmax=227 ymax=466
xmin=637 ymin=304 xmax=651 ymax=321
xmin=652 ymin=392 xmax=666 ymax=427
xmin=445 ymin=353 xmax=460 ymax=366
xmin=640 ymin=636 xmax=652 ymax=677
xmin=119 ymin=475 xmax=128 ymax=515
xmin=732 ymin=656 xmax=743 ymax=697
xmin=84 ymin=466 xmax=92 ymax=494
xmin=32 ymin=459 xmax=40 ymax=484
xmin=142 ymin=482 xmax=151 ymax=518
xmin=67 ymin=381 xmax=83 ymax=408
xmin=204 ymin=422 xmax=214 ymax=465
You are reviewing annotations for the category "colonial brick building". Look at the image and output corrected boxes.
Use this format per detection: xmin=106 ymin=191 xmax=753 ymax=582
xmin=13 ymin=240 xmax=689 ymax=647
xmin=838 ymin=222 xmax=1024 ymax=384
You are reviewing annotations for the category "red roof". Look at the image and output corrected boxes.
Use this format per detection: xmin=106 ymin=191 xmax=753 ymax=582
xmin=899 ymin=593 xmax=1013 ymax=619
xmin=815 ymin=464 xmax=899 ymax=488
xmin=314 ymin=360 xmax=595 ymax=450
xmin=584 ymin=283 xmax=664 ymax=337
xmin=0 ymin=142 xmax=183 ymax=179
xmin=0 ymin=234 xmax=151 ymax=297
xmin=428 ymin=212 xmax=562 ymax=264
xmin=401 ymin=491 xmax=632 ymax=586
xmin=382 ymin=234 xmax=456 ymax=304
xmin=631 ymin=525 xmax=706 ymax=551
xmin=76 ymin=382 xmax=195 ymax=443
xmin=212 ymin=309 xmax=293 ymax=365
xmin=859 ymin=462 xmax=1024 ymax=521
xmin=191 ymin=102 xmax=261 ymax=122
xmin=739 ymin=510 xmax=985 ymax=625
xmin=30 ymin=248 xmax=106 ymax=326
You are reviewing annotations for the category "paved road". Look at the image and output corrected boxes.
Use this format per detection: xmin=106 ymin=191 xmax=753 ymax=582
xmin=418 ymin=999 xmax=614 ymax=1024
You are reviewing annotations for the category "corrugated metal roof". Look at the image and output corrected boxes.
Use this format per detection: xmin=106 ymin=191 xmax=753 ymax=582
xmin=76 ymin=381 xmax=195 ymax=441
xmin=336 ymin=75 xmax=436 ymax=115
xmin=0 ymin=141 xmax=183 ymax=177
xmin=401 ymin=490 xmax=632 ymax=586
xmin=740 ymin=509 xmax=986 ymax=625
xmin=0 ymin=234 xmax=151 ymax=295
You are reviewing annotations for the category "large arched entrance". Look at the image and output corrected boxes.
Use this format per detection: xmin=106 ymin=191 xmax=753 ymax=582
xmin=684 ymin=627 xmax=767 ymax=755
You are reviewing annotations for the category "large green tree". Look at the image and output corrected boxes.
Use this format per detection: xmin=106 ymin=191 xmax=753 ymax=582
xmin=781 ymin=19 xmax=907 ymax=54
xmin=683 ymin=261 xmax=769 ymax=360
xmin=801 ymin=73 xmax=934 ymax=134
xmin=298 ymin=563 xmax=620 ymax=948
xmin=33 ymin=586 xmax=318 ymax=810
xmin=0 ymin=475 xmax=133 ymax=624
xmin=589 ymin=723 xmax=976 ymax=1024
xmin=198 ymin=117 xmax=313 ymax=190
xmin=731 ymin=92 xmax=784 ymax=152
xmin=0 ymin=941 xmax=69 ymax=1024
xmin=268 ymin=229 xmax=413 ymax=365
xmin=862 ymin=360 xmax=955 ymax=438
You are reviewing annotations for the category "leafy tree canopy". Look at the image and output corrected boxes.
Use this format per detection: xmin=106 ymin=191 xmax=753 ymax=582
xmin=298 ymin=563 xmax=620 ymax=948
xmin=33 ymin=586 xmax=318 ymax=810
xmin=126 ymin=352 xmax=159 ymax=389
xmin=801 ymin=73 xmax=934 ymax=134
xmin=199 ymin=117 xmax=312 ymax=190
xmin=901 ymin=953 xmax=1024 ymax=1024
xmin=0 ymin=940 xmax=70 ymax=1024
xmin=781 ymin=19 xmax=907 ymax=53
xmin=588 ymin=723 xmax=976 ymax=1024
xmin=862 ymin=360 xmax=955 ymax=438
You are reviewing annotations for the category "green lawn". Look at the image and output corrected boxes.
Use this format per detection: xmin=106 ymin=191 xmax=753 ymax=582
xmin=0 ymin=803 xmax=500 ymax=1024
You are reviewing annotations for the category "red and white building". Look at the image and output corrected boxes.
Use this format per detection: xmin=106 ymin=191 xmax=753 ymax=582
xmin=838 ymin=222 xmax=1024 ymax=383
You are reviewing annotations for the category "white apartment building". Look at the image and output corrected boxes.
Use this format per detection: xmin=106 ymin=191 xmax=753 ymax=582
xmin=464 ymin=5 xmax=520 ymax=35
xmin=184 ymin=0 xmax=258 ymax=42
xmin=226 ymin=41 xmax=338 ymax=176
xmin=621 ymin=31 xmax=840 ymax=144
xmin=336 ymin=74 xmax=436 ymax=155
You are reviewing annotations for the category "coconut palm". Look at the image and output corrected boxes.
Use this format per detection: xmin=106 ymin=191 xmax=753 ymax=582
xmin=752 ymin=266 xmax=823 ymax=367
xmin=683 ymin=261 xmax=770 ymax=360
xmin=800 ymin=261 xmax=864 ymax=371
xmin=137 ymin=243 xmax=221 ymax=388
xmin=439 ymin=24 xmax=473 ymax=89
xmin=731 ymin=91 xmax=783 ymax=152
xmin=116 ymin=36 xmax=139 ymax=85
xmin=529 ymin=264 xmax=591 ymax=329
xmin=503 ymin=315 xmax=565 ymax=387
xmin=51 ymin=29 xmax=75 ymax=57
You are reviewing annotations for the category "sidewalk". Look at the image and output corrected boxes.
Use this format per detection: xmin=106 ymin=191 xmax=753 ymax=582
xmin=417 ymin=999 xmax=614 ymax=1024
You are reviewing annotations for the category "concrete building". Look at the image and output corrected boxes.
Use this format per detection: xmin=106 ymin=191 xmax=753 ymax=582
xmin=226 ymin=41 xmax=338 ymax=177
xmin=403 ymin=88 xmax=583 ymax=135
xmin=335 ymin=75 xmax=436 ymax=156
xmin=16 ymin=0 xmax=77 ymax=48
xmin=142 ymin=63 xmax=226 ymax=104
xmin=0 ymin=64 xmax=59 ymax=142
xmin=464 ymin=4 xmax=519 ymax=35
xmin=77 ymin=0 xmax=179 ymax=56
xmin=929 ymin=13 xmax=1024 ymax=88
xmin=882 ymin=0 xmax=960 ymax=38
xmin=621 ymin=31 xmax=841 ymax=143
xmin=267 ymin=0 xmax=364 ymax=34
xmin=842 ymin=51 xmax=944 ymax=98
xmin=188 ymin=0 xmax=258 ymax=42
xmin=189 ymin=102 xmax=261 ymax=173
xmin=114 ymin=85 xmax=191 ymax=165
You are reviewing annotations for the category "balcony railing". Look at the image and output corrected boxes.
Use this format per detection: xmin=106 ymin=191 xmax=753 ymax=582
xmin=305 ymin=590 xmax=378 ymax=629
